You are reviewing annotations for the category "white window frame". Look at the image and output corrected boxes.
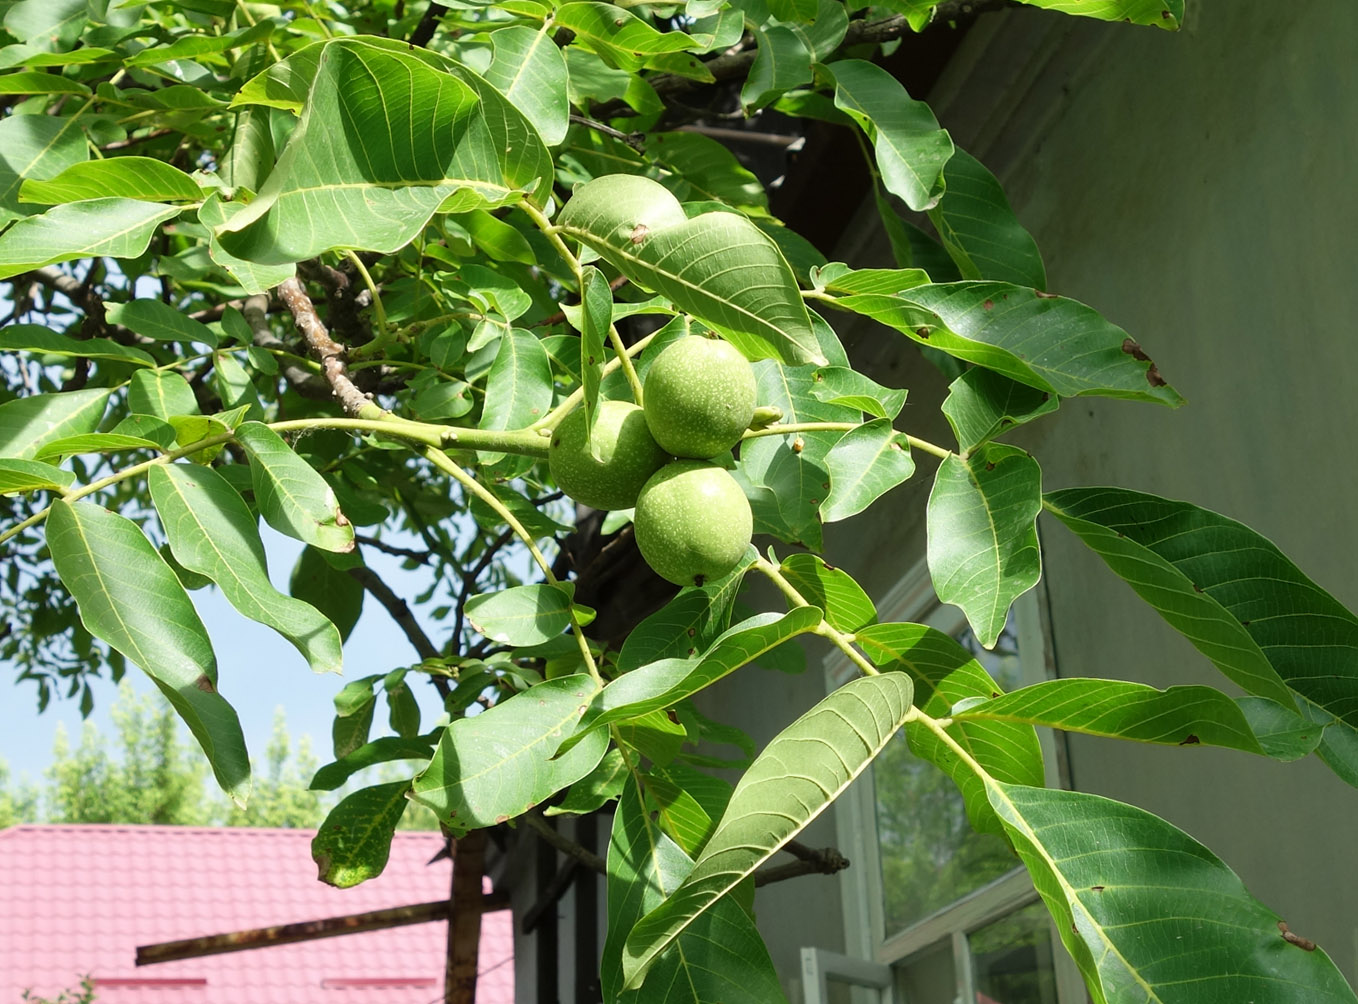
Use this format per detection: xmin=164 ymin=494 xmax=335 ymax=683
xmin=821 ymin=556 xmax=1086 ymax=1003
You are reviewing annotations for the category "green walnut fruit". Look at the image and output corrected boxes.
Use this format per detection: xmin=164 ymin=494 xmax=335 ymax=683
xmin=634 ymin=460 xmax=753 ymax=587
xmin=644 ymin=336 xmax=758 ymax=459
xmin=549 ymin=400 xmax=668 ymax=511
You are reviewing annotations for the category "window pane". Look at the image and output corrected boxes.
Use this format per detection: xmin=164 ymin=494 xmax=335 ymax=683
xmin=874 ymin=615 xmax=1024 ymax=933
xmin=894 ymin=938 xmax=956 ymax=1004
xmin=969 ymin=901 xmax=1060 ymax=1004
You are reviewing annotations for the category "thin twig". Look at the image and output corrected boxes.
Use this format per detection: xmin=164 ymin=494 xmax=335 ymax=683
xmin=355 ymin=534 xmax=434 ymax=564
xmin=569 ymin=113 xmax=645 ymax=150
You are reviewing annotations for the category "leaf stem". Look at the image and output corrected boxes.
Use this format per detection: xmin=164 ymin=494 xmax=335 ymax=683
xmin=419 ymin=446 xmax=604 ymax=687
xmin=906 ymin=705 xmax=988 ymax=779
xmin=343 ymin=252 xmax=392 ymax=361
xmin=752 ymin=555 xmax=879 ymax=677
xmin=520 ymin=201 xmax=646 ymax=409
xmin=741 ymin=422 xmax=952 ymax=460
xmin=531 ymin=331 xmax=657 ymax=431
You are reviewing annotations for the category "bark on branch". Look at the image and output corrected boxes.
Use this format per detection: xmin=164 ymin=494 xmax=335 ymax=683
xmin=277 ymin=276 xmax=372 ymax=416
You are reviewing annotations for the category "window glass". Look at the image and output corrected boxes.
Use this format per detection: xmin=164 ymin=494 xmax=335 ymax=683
xmin=969 ymin=900 xmax=1060 ymax=1004
xmin=874 ymin=614 xmax=1024 ymax=934
xmin=893 ymin=938 xmax=956 ymax=1004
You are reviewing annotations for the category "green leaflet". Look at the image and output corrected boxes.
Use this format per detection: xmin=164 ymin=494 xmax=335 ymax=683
xmin=312 ymin=780 xmax=411 ymax=888
xmin=310 ymin=735 xmax=435 ymax=791
xmin=236 ymin=422 xmax=355 ymax=554
xmin=464 ymin=583 xmax=576 ymax=646
xmin=942 ymin=366 xmax=1059 ymax=454
xmin=105 ymin=298 xmax=219 ymax=347
xmin=46 ymin=500 xmax=251 ymax=805
xmin=777 ymin=553 xmax=876 ymax=633
xmin=829 ymin=59 xmax=953 ymax=212
xmin=989 ymin=782 xmax=1356 ymax=1004
xmin=954 ymin=679 xmax=1321 ymax=762
xmin=0 ymin=100 xmax=88 ymax=223
xmin=602 ymin=782 xmax=787 ymax=1004
xmin=148 ymin=463 xmax=344 ymax=675
xmin=823 ymin=277 xmax=1185 ymax=406
xmin=217 ymin=39 xmax=553 ymax=273
xmin=1014 ymin=0 xmax=1183 ymax=29
xmin=621 ymin=672 xmax=914 ymax=990
xmin=560 ymin=607 xmax=823 ymax=754
xmin=128 ymin=370 xmax=198 ymax=421
xmin=0 ymin=199 xmax=183 ymax=279
xmin=557 ymin=174 xmax=823 ymax=367
xmin=483 ymin=25 xmax=570 ymax=146
xmin=856 ymin=620 xmax=1044 ymax=835
xmin=820 ymin=418 xmax=915 ymax=523
xmin=0 ymin=388 xmax=109 ymax=460
xmin=20 ymin=158 xmax=202 ymax=204
xmin=577 ymin=265 xmax=612 ymax=454
xmin=927 ymin=443 xmax=1042 ymax=649
xmin=412 ymin=675 xmax=609 ymax=836
xmin=0 ymin=325 xmax=156 ymax=367
xmin=477 ymin=326 xmax=553 ymax=465
xmin=928 ymin=147 xmax=1047 ymax=289
xmin=1044 ymin=486 xmax=1358 ymax=778
xmin=0 ymin=458 xmax=75 ymax=494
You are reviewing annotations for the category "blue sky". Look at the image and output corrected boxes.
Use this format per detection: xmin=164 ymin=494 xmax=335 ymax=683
xmin=1 ymin=526 xmax=450 ymax=787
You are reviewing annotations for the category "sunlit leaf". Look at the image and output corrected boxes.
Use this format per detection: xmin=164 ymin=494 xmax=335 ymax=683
xmin=830 ymin=59 xmax=953 ymax=212
xmin=955 ymin=680 xmax=1321 ymax=762
xmin=1014 ymin=0 xmax=1183 ymax=29
xmin=989 ymin=782 xmax=1355 ymax=1004
xmin=942 ymin=366 xmax=1059 ymax=454
xmin=1044 ymin=486 xmax=1358 ymax=778
xmin=310 ymin=735 xmax=436 ymax=791
xmin=0 ymin=199 xmax=182 ymax=279
xmin=621 ymin=672 xmax=914 ymax=989
xmin=0 ymin=388 xmax=109 ymax=460
xmin=483 ymin=24 xmax=570 ymax=146
xmin=927 ymin=442 xmax=1042 ymax=648
xmin=777 ymin=552 xmax=876 ymax=632
xmin=557 ymin=174 xmax=823 ymax=366
xmin=236 ymin=422 xmax=355 ymax=553
xmin=0 ymin=458 xmax=75 ymax=495
xmin=312 ymin=780 xmax=409 ymax=888
xmin=0 ymin=113 xmax=88 ymax=223
xmin=821 ymin=418 xmax=915 ymax=523
xmin=928 ymin=147 xmax=1046 ymax=289
xmin=465 ymin=583 xmax=576 ymax=646
xmin=46 ymin=500 xmax=250 ymax=804
xmin=603 ymin=782 xmax=788 ymax=1004
xmin=20 ymin=158 xmax=202 ymax=205
xmin=412 ymin=675 xmax=609 ymax=836
xmin=0 ymin=325 xmax=157 ymax=367
xmin=149 ymin=463 xmax=344 ymax=675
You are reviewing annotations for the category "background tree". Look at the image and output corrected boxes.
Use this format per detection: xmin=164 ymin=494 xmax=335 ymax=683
xmin=0 ymin=1 xmax=1355 ymax=1002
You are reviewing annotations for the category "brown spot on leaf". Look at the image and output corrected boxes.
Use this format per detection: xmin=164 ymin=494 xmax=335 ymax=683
xmin=824 ymin=562 xmax=836 ymax=571
xmin=1193 ymin=583 xmax=1204 ymax=593
xmin=1035 ymin=290 xmax=1058 ymax=299
xmin=666 ymin=710 xmax=680 ymax=724
xmin=1279 ymin=921 xmax=1317 ymax=951
xmin=983 ymin=299 xmax=994 ymax=310
xmin=1091 ymin=885 xmax=1105 ymax=892
xmin=630 ymin=223 xmax=649 ymax=244
xmin=984 ymin=462 xmax=996 ymax=472
xmin=916 ymin=327 xmax=931 ymax=339
xmin=1179 ymin=734 xmax=1201 ymax=745
xmin=495 ymin=814 xmax=509 ymax=824
xmin=1121 ymin=337 xmax=1150 ymax=362
xmin=1146 ymin=364 xmax=1167 ymax=388
xmin=792 ymin=437 xmax=805 ymax=453
xmin=687 ymin=627 xmax=696 ymax=637
xmin=195 ymin=675 xmax=215 ymax=693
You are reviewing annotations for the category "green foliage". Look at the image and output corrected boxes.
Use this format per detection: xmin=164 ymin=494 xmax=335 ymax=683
xmin=0 ymin=0 xmax=1355 ymax=1000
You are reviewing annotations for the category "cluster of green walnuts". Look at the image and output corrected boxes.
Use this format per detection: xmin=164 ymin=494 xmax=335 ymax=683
xmin=549 ymin=335 xmax=757 ymax=587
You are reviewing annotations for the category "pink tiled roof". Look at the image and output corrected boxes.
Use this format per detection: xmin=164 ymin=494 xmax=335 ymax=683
xmin=0 ymin=824 xmax=514 ymax=1004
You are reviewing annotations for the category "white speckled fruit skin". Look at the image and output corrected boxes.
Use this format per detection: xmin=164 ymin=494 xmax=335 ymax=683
xmin=549 ymin=400 xmax=668 ymax=511
xmin=634 ymin=460 xmax=753 ymax=586
xmin=643 ymin=336 xmax=757 ymax=459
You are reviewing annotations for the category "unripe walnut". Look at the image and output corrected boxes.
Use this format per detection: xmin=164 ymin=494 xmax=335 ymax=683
xmin=643 ymin=336 xmax=757 ymax=459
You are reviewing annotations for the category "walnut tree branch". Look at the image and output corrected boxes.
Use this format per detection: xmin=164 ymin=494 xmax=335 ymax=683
xmin=277 ymin=276 xmax=372 ymax=416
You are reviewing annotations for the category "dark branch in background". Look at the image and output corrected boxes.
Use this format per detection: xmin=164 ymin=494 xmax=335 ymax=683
xmin=408 ymin=0 xmax=442 ymax=48
xmin=523 ymin=810 xmax=849 ymax=887
xmin=568 ymin=113 xmax=645 ymax=150
xmin=277 ymin=276 xmax=372 ymax=415
xmin=446 ymin=830 xmax=488 ymax=1004
xmin=591 ymin=1 xmax=1011 ymax=119
xmin=347 ymin=564 xmax=442 ymax=660
xmin=354 ymin=534 xmax=434 ymax=564
xmin=100 ymin=128 xmax=174 ymax=152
